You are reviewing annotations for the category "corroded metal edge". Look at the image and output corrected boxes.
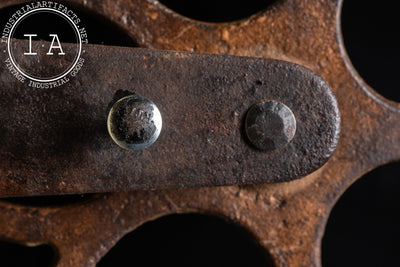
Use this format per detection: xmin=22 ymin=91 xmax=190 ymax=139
xmin=0 ymin=0 xmax=399 ymax=266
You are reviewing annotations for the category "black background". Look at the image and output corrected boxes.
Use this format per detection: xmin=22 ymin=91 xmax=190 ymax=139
xmin=1 ymin=0 xmax=399 ymax=266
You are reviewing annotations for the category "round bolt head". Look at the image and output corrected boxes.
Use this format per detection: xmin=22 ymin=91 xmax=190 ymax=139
xmin=245 ymin=100 xmax=296 ymax=151
xmin=107 ymin=95 xmax=162 ymax=150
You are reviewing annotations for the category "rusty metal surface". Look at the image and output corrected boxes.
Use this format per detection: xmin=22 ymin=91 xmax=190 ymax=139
xmin=0 ymin=0 xmax=399 ymax=267
xmin=0 ymin=41 xmax=339 ymax=195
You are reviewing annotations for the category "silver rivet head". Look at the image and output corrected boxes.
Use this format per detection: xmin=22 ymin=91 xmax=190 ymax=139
xmin=245 ymin=100 xmax=296 ymax=151
xmin=107 ymin=95 xmax=162 ymax=150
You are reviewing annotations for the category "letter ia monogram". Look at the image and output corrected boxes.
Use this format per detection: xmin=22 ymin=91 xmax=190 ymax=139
xmin=24 ymin=34 xmax=65 ymax=56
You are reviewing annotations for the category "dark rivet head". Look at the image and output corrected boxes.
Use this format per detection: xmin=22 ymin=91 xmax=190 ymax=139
xmin=245 ymin=100 xmax=296 ymax=151
xmin=107 ymin=95 xmax=162 ymax=150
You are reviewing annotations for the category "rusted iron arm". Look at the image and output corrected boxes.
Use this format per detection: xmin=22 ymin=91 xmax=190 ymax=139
xmin=0 ymin=40 xmax=339 ymax=196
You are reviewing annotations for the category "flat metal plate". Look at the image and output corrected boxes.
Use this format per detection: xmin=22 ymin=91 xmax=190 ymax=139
xmin=0 ymin=41 xmax=339 ymax=196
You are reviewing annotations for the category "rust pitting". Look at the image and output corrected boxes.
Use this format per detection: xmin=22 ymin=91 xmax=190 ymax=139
xmin=0 ymin=0 xmax=399 ymax=267
xmin=0 ymin=42 xmax=340 ymax=195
